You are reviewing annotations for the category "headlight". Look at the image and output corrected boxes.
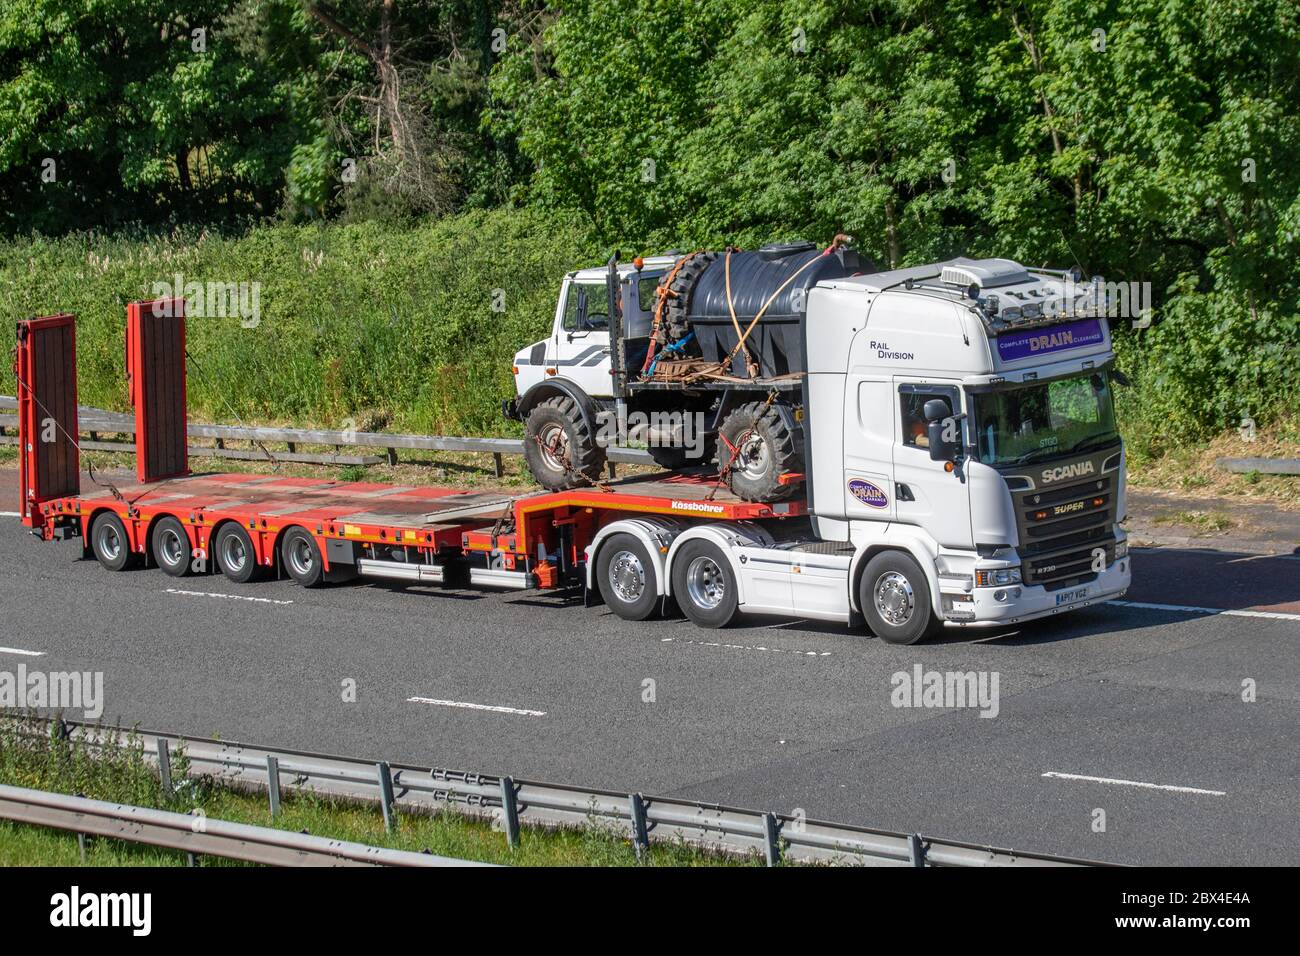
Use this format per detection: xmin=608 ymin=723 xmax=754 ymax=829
xmin=976 ymin=567 xmax=1022 ymax=587
xmin=1115 ymin=539 xmax=1128 ymax=559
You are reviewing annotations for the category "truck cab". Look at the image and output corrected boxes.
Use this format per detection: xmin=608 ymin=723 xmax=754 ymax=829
xmin=800 ymin=257 xmax=1130 ymax=637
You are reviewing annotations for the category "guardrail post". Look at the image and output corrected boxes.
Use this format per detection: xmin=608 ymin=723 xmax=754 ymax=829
xmin=499 ymin=776 xmax=520 ymax=849
xmin=762 ymin=812 xmax=782 ymax=866
xmin=377 ymin=762 xmax=396 ymax=833
xmin=606 ymin=461 xmax=617 ymax=480
xmin=266 ymin=755 xmax=281 ymax=819
xmin=156 ymin=738 xmax=173 ymax=798
xmin=629 ymin=793 xmax=649 ymax=860
xmin=908 ymin=833 xmax=926 ymax=867
xmin=492 ymin=452 xmax=504 ymax=478
xmin=386 ymin=447 xmax=398 ymax=466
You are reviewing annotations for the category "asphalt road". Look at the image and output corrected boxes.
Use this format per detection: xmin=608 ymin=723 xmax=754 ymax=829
xmin=2 ymin=476 xmax=1299 ymax=866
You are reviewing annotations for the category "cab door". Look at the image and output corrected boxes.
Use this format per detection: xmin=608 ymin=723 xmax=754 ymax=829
xmin=551 ymin=278 xmax=613 ymax=398
xmin=891 ymin=380 xmax=974 ymax=549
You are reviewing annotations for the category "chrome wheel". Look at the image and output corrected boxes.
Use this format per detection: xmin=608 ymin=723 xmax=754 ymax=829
xmin=607 ymin=549 xmax=645 ymax=604
xmin=537 ymin=423 xmax=570 ymax=473
xmin=873 ymin=571 xmax=914 ymax=626
xmin=686 ymin=555 xmax=726 ymax=609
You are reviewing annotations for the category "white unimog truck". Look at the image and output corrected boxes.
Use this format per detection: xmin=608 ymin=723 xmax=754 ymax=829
xmin=507 ymin=252 xmax=1131 ymax=643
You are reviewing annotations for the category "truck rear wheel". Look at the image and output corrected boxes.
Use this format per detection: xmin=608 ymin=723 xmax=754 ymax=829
xmin=719 ymin=402 xmax=801 ymax=502
xmin=523 ymin=396 xmax=606 ymax=490
xmin=90 ymin=512 xmax=135 ymax=572
xmin=859 ymin=551 xmax=941 ymax=645
xmin=215 ymin=523 xmax=263 ymax=584
xmin=596 ymin=533 xmax=661 ymax=621
xmin=671 ymin=540 xmax=738 ymax=628
xmin=151 ymin=516 xmax=193 ymax=577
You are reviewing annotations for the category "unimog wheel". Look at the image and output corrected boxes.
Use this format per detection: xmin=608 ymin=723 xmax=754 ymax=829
xmin=661 ymin=251 xmax=718 ymax=345
xmin=523 ymin=396 xmax=607 ymax=490
xmin=718 ymin=402 xmax=802 ymax=502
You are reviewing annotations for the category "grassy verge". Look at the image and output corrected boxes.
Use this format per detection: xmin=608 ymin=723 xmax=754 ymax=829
xmin=0 ymin=714 xmax=755 ymax=867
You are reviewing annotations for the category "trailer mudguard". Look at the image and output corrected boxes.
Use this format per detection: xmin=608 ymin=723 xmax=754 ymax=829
xmin=584 ymin=517 xmax=683 ymax=595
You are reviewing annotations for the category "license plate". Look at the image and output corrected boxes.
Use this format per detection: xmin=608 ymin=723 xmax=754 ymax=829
xmin=1055 ymin=587 xmax=1088 ymax=606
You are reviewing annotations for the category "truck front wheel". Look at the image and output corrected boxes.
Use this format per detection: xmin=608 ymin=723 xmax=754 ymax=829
xmin=858 ymin=551 xmax=941 ymax=645
xmin=523 ymin=396 xmax=607 ymax=490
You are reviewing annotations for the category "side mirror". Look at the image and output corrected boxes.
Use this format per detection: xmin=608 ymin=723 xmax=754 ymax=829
xmin=922 ymin=398 xmax=951 ymax=422
xmin=927 ymin=420 xmax=959 ymax=462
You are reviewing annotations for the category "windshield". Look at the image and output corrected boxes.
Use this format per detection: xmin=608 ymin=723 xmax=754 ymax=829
xmin=972 ymin=371 xmax=1118 ymax=467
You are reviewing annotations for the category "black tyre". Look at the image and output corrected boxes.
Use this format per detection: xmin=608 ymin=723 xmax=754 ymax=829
xmin=90 ymin=512 xmax=134 ymax=572
xmin=661 ymin=251 xmax=717 ymax=345
xmin=523 ymin=395 xmax=607 ymax=490
xmin=646 ymin=436 xmax=717 ymax=472
xmin=671 ymin=539 xmax=738 ymax=628
xmin=151 ymin=516 xmax=193 ymax=577
xmin=281 ymin=526 xmax=325 ymax=587
xmin=596 ymin=533 xmax=661 ymax=621
xmin=214 ymin=522 xmax=262 ymax=584
xmin=858 ymin=551 xmax=941 ymax=645
xmin=718 ymin=401 xmax=802 ymax=502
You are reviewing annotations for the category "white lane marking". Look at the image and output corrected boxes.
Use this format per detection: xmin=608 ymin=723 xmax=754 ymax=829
xmin=1107 ymin=600 xmax=1300 ymax=622
xmin=661 ymin=637 xmax=831 ymax=657
xmin=407 ymin=697 xmax=546 ymax=717
xmin=0 ymin=511 xmax=21 ymax=518
xmin=165 ymin=588 xmax=293 ymax=606
xmin=1042 ymin=771 xmax=1226 ymax=797
xmin=0 ymin=646 xmax=45 ymax=657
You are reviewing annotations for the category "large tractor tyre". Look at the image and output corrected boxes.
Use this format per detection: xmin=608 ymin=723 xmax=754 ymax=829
xmin=523 ymin=396 xmax=607 ymax=490
xmin=661 ymin=251 xmax=718 ymax=345
xmin=858 ymin=550 xmax=943 ymax=645
xmin=646 ymin=436 xmax=717 ymax=473
xmin=718 ymin=402 xmax=802 ymax=502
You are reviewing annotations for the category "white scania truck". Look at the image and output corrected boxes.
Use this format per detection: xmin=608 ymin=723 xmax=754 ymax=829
xmin=507 ymin=254 xmax=1131 ymax=643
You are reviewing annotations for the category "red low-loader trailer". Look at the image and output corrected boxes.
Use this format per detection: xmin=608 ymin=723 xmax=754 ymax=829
xmin=15 ymin=302 xmax=810 ymax=627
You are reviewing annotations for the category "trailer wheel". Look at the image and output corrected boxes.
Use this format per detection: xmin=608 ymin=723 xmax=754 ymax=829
xmin=859 ymin=551 xmax=941 ymax=645
xmin=281 ymin=527 xmax=325 ymax=588
xmin=718 ymin=402 xmax=801 ymax=502
xmin=214 ymin=523 xmax=262 ymax=584
xmin=671 ymin=540 xmax=738 ymax=628
xmin=523 ymin=396 xmax=607 ymax=490
xmin=151 ymin=516 xmax=193 ymax=577
xmin=90 ymin=512 xmax=135 ymax=572
xmin=596 ymin=533 xmax=661 ymax=621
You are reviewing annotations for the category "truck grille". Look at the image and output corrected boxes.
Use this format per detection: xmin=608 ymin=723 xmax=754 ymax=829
xmin=1010 ymin=470 xmax=1117 ymax=591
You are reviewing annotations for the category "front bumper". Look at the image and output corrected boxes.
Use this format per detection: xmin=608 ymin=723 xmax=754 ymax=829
xmin=943 ymin=557 xmax=1132 ymax=628
xmin=502 ymin=397 xmax=521 ymax=422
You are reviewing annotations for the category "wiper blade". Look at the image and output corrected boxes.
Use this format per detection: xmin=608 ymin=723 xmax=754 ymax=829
xmin=1066 ymin=432 xmax=1119 ymax=455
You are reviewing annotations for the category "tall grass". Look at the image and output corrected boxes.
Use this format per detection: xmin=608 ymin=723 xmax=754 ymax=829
xmin=0 ymin=209 xmax=600 ymax=436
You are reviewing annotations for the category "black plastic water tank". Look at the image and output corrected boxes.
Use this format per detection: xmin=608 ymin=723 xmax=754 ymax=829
xmin=687 ymin=242 xmax=867 ymax=378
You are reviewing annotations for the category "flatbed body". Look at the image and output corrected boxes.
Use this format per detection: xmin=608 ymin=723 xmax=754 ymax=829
xmin=33 ymin=469 xmax=805 ymax=590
